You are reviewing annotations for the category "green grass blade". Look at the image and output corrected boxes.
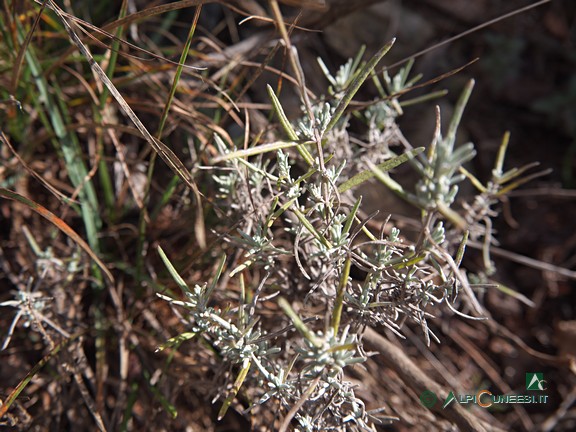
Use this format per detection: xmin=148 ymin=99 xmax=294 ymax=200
xmin=278 ymin=298 xmax=322 ymax=348
xmin=96 ymin=0 xmax=129 ymax=219
xmin=212 ymin=140 xmax=305 ymax=163
xmin=493 ymin=131 xmax=511 ymax=177
xmin=338 ymin=148 xmax=424 ymax=193
xmin=267 ymin=84 xmax=299 ymax=141
xmin=218 ymin=359 xmax=251 ymax=420
xmin=343 ymin=196 xmax=362 ymax=236
xmin=267 ymin=84 xmax=315 ymax=165
xmin=143 ymin=369 xmax=178 ymax=419
xmin=204 ymin=254 xmax=227 ymax=303
xmin=157 ymin=5 xmax=201 ymax=137
xmin=445 ymin=79 xmax=474 ymax=152
xmin=326 ymin=39 xmax=395 ymax=133
xmin=292 ymin=207 xmax=332 ymax=249
xmin=331 ymin=256 xmax=351 ymax=335
xmin=155 ymin=332 xmax=197 ymax=352
xmin=46 ymin=0 xmax=202 ymax=198
xmin=158 ymin=246 xmax=189 ymax=292
xmin=366 ymin=159 xmax=421 ymax=207
xmin=19 ymin=18 xmax=103 ymax=282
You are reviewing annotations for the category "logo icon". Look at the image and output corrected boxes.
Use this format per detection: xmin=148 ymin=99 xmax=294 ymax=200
xmin=420 ymin=390 xmax=437 ymax=408
xmin=526 ymin=373 xmax=547 ymax=391
xmin=443 ymin=391 xmax=457 ymax=408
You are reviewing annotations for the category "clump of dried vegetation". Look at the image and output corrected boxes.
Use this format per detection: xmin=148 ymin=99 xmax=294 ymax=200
xmin=1 ymin=1 xmax=574 ymax=431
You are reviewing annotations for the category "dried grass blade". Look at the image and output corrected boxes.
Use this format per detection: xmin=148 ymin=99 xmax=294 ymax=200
xmin=0 ymin=188 xmax=114 ymax=284
xmin=0 ymin=331 xmax=85 ymax=419
xmin=0 ymin=131 xmax=74 ymax=204
xmin=45 ymin=0 xmax=205 ymax=245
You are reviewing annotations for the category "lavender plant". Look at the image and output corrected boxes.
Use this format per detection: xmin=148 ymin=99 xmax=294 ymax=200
xmin=157 ymin=42 xmax=541 ymax=431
